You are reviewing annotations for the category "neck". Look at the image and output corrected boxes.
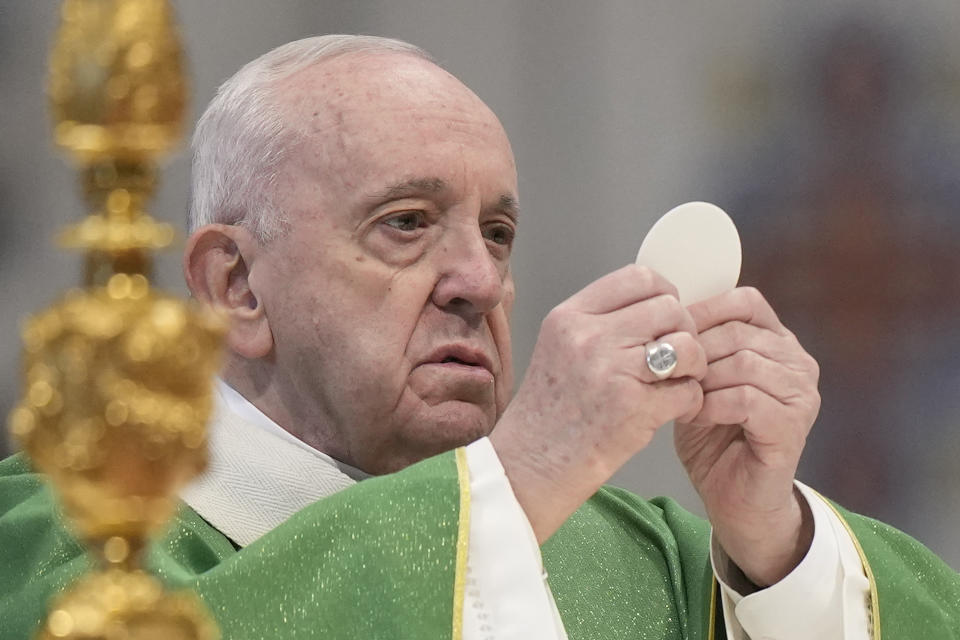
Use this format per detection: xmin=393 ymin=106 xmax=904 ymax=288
xmin=220 ymin=356 xmax=346 ymax=460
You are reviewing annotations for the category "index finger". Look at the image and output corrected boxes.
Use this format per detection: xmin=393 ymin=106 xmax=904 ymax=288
xmin=686 ymin=286 xmax=785 ymax=335
xmin=565 ymin=264 xmax=680 ymax=314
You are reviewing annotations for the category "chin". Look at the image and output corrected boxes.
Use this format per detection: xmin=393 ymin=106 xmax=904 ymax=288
xmin=373 ymin=403 xmax=495 ymax=474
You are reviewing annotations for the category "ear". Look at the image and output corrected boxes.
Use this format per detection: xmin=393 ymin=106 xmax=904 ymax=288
xmin=183 ymin=224 xmax=274 ymax=359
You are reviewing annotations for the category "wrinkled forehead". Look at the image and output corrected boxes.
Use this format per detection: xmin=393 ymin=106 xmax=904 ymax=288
xmin=275 ymin=52 xmax=514 ymax=168
xmin=280 ymin=52 xmax=478 ymax=112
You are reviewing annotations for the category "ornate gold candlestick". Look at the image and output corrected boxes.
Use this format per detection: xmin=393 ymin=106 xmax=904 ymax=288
xmin=7 ymin=1 xmax=223 ymax=638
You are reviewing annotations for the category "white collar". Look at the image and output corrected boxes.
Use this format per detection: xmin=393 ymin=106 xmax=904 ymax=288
xmin=180 ymin=381 xmax=359 ymax=547
xmin=216 ymin=380 xmax=371 ymax=480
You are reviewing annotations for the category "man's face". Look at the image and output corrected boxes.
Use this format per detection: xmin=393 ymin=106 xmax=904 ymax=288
xmin=252 ymin=53 xmax=518 ymax=474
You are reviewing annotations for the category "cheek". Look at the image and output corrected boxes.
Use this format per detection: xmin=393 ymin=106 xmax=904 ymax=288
xmin=488 ymin=305 xmax=514 ymax=413
xmin=267 ymin=249 xmax=391 ymax=349
xmin=501 ymin=276 xmax=516 ymax=319
xmin=316 ymin=260 xmax=437 ymax=363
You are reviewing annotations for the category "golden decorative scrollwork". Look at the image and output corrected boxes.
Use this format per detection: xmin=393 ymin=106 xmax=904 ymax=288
xmin=10 ymin=278 xmax=223 ymax=544
xmin=8 ymin=1 xmax=223 ymax=638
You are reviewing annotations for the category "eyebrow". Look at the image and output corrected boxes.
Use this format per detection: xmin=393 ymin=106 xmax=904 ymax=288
xmin=497 ymin=194 xmax=520 ymax=223
xmin=370 ymin=177 xmax=520 ymax=223
xmin=373 ymin=177 xmax=447 ymax=200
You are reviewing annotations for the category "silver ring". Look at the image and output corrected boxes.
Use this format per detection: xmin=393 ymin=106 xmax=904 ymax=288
xmin=645 ymin=341 xmax=678 ymax=379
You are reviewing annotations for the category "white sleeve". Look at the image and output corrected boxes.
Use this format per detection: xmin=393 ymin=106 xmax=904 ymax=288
xmin=462 ymin=437 xmax=568 ymax=640
xmin=713 ymin=482 xmax=873 ymax=639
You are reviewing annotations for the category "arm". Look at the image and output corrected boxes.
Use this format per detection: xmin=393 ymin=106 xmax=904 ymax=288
xmin=715 ymin=483 xmax=872 ymax=639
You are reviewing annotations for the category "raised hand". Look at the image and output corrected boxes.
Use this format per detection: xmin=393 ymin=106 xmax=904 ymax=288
xmin=491 ymin=265 xmax=707 ymax=542
xmin=676 ymin=287 xmax=821 ymax=586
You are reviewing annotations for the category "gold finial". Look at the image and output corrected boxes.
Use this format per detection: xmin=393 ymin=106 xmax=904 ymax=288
xmin=9 ymin=1 xmax=223 ymax=638
xmin=49 ymin=0 xmax=186 ymax=161
xmin=50 ymin=0 xmax=187 ymax=286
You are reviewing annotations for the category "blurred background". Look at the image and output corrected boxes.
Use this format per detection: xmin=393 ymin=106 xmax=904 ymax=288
xmin=2 ymin=1 xmax=958 ymax=569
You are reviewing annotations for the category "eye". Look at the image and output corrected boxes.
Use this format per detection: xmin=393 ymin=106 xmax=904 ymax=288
xmin=383 ymin=211 xmax=425 ymax=232
xmin=483 ymin=223 xmax=515 ymax=247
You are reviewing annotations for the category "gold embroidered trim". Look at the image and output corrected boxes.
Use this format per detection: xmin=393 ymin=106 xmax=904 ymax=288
xmin=452 ymin=447 xmax=472 ymax=640
xmin=708 ymin=577 xmax=718 ymax=640
xmin=814 ymin=489 xmax=881 ymax=640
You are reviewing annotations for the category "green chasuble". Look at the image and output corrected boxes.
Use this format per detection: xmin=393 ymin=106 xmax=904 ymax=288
xmin=1 ymin=450 xmax=958 ymax=639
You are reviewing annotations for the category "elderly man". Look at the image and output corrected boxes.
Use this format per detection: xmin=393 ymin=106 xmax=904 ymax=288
xmin=2 ymin=35 xmax=958 ymax=639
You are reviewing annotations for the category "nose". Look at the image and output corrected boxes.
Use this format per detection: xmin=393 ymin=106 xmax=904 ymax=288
xmin=431 ymin=224 xmax=505 ymax=318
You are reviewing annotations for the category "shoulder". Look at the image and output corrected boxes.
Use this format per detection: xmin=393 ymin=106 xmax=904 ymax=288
xmin=0 ymin=453 xmax=89 ymax=632
xmin=0 ymin=452 xmax=44 ymax=508
xmin=0 ymin=452 xmax=65 ymax=533
xmin=0 ymin=450 xmax=84 ymax=546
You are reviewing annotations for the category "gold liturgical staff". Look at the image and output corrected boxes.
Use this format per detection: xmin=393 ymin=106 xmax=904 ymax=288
xmin=7 ymin=1 xmax=223 ymax=638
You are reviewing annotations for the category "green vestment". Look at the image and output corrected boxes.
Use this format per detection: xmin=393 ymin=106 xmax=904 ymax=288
xmin=1 ymin=450 xmax=957 ymax=639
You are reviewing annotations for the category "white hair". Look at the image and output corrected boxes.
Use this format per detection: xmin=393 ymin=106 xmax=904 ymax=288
xmin=189 ymin=35 xmax=433 ymax=242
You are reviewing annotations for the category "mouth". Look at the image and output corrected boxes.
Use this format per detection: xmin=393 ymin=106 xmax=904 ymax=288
xmin=422 ymin=345 xmax=494 ymax=375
